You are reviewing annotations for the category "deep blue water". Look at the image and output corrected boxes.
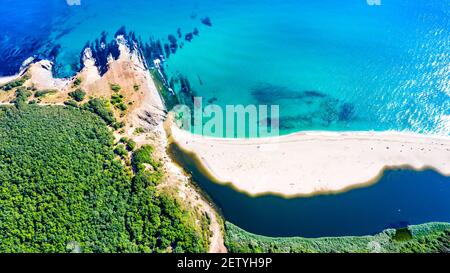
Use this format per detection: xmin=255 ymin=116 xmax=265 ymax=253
xmin=171 ymin=144 xmax=450 ymax=237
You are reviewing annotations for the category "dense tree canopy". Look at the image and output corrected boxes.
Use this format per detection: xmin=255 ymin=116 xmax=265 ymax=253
xmin=0 ymin=105 xmax=207 ymax=253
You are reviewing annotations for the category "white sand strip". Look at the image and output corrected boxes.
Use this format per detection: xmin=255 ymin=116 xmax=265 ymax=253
xmin=0 ymin=75 xmax=19 ymax=85
xmin=169 ymin=125 xmax=450 ymax=197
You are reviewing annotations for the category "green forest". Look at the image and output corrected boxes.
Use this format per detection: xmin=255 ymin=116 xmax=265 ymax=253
xmin=0 ymin=104 xmax=208 ymax=253
xmin=225 ymin=222 xmax=450 ymax=253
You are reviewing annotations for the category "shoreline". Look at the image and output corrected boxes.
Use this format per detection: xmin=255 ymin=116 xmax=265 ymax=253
xmin=167 ymin=122 xmax=450 ymax=197
xmin=0 ymin=75 xmax=19 ymax=85
xmin=0 ymin=37 xmax=227 ymax=252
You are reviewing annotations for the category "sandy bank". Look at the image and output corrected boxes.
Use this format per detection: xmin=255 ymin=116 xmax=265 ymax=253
xmin=169 ymin=124 xmax=450 ymax=197
xmin=0 ymin=75 xmax=19 ymax=85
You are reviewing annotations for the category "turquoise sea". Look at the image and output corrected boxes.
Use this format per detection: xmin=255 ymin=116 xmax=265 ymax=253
xmin=1 ymin=0 xmax=449 ymax=237
xmin=1 ymin=0 xmax=449 ymax=135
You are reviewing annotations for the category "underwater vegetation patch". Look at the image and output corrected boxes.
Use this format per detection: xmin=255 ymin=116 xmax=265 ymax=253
xmin=252 ymin=83 xmax=356 ymax=129
xmin=201 ymin=17 xmax=213 ymax=27
xmin=251 ymin=83 xmax=326 ymax=104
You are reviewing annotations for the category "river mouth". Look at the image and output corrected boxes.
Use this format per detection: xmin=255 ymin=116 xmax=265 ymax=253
xmin=169 ymin=141 xmax=450 ymax=238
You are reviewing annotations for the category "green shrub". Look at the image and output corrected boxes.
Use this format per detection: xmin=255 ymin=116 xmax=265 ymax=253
xmin=114 ymin=144 xmax=128 ymax=158
xmin=35 ymin=89 xmax=57 ymax=98
xmin=112 ymin=121 xmax=125 ymax=130
xmin=73 ymin=78 xmax=82 ymax=87
xmin=132 ymin=145 xmax=160 ymax=172
xmin=0 ymin=74 xmax=30 ymax=91
xmin=117 ymin=103 xmax=128 ymax=111
xmin=82 ymin=98 xmax=116 ymax=125
xmin=69 ymin=89 xmax=86 ymax=102
xmin=111 ymin=93 xmax=123 ymax=104
xmin=120 ymin=137 xmax=137 ymax=151
xmin=12 ymin=87 xmax=32 ymax=107
xmin=111 ymin=94 xmax=128 ymax=111
xmin=64 ymin=100 xmax=79 ymax=108
xmin=134 ymin=127 xmax=145 ymax=135
xmin=110 ymin=83 xmax=122 ymax=92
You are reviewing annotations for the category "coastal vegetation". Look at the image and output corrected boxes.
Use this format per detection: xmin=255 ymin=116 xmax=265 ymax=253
xmin=0 ymin=74 xmax=30 ymax=91
xmin=0 ymin=104 xmax=208 ymax=253
xmin=35 ymin=89 xmax=57 ymax=98
xmin=73 ymin=77 xmax=82 ymax=87
xmin=149 ymin=69 xmax=179 ymax=109
xmin=225 ymin=222 xmax=450 ymax=253
xmin=12 ymin=87 xmax=32 ymax=106
xmin=81 ymin=98 xmax=116 ymax=125
xmin=110 ymin=83 xmax=122 ymax=92
xmin=110 ymin=93 xmax=128 ymax=111
xmin=119 ymin=137 xmax=137 ymax=151
xmin=68 ymin=88 xmax=86 ymax=102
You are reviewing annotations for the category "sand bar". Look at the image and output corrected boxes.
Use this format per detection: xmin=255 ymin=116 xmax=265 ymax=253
xmin=169 ymin=124 xmax=450 ymax=197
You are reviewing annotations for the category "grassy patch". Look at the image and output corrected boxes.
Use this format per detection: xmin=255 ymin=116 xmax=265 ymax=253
xmin=225 ymin=222 xmax=450 ymax=253
xmin=35 ymin=89 xmax=58 ymax=98
xmin=149 ymin=69 xmax=178 ymax=109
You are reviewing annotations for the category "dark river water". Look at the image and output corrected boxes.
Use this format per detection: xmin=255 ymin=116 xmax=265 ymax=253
xmin=170 ymin=143 xmax=450 ymax=238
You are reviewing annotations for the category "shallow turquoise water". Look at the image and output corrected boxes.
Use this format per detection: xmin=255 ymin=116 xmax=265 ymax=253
xmin=1 ymin=0 xmax=449 ymax=135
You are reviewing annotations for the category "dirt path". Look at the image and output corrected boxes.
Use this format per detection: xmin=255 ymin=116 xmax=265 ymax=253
xmin=123 ymin=66 xmax=227 ymax=253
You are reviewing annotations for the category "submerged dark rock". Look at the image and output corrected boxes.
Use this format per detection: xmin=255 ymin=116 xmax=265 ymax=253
xmin=169 ymin=43 xmax=178 ymax=54
xmin=251 ymin=83 xmax=327 ymax=104
xmin=60 ymin=26 xmax=209 ymax=107
xmin=208 ymin=97 xmax=218 ymax=104
xmin=201 ymin=17 xmax=212 ymax=27
xmin=47 ymin=44 xmax=61 ymax=61
xmin=185 ymin=33 xmax=194 ymax=42
xmin=193 ymin=28 xmax=200 ymax=36
xmin=80 ymin=31 xmax=120 ymax=75
xmin=168 ymin=34 xmax=177 ymax=45
xmin=115 ymin=26 xmax=127 ymax=37
xmin=338 ymin=103 xmax=355 ymax=121
xmin=251 ymin=83 xmax=356 ymax=129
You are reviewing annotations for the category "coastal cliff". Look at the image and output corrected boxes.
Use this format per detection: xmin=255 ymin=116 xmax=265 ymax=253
xmin=0 ymin=32 xmax=226 ymax=253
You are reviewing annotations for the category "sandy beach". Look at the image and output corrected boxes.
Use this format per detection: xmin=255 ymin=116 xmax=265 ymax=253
xmin=0 ymin=75 xmax=19 ymax=85
xmin=168 ymin=124 xmax=450 ymax=197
